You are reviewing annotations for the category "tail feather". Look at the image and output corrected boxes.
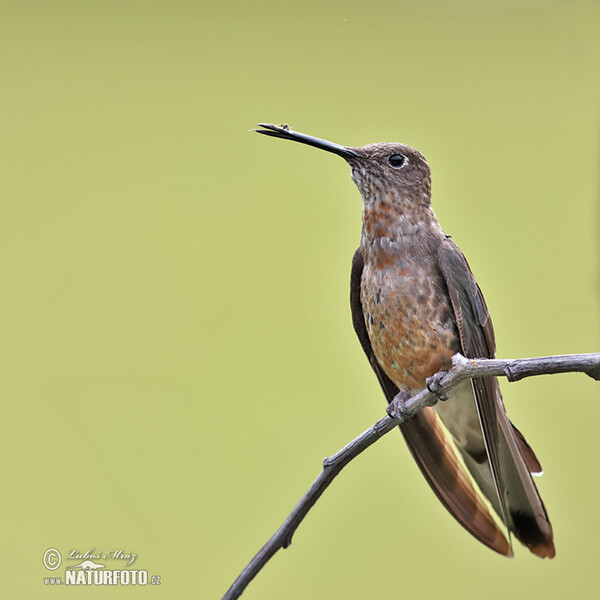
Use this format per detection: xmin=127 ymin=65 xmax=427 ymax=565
xmin=511 ymin=422 xmax=543 ymax=475
xmin=400 ymin=407 xmax=512 ymax=556
xmin=494 ymin=396 xmax=555 ymax=557
xmin=435 ymin=380 xmax=554 ymax=558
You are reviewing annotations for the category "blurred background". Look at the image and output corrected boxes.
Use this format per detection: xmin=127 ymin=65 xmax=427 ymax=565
xmin=1 ymin=0 xmax=598 ymax=598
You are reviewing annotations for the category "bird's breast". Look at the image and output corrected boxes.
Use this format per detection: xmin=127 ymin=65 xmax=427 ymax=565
xmin=360 ymin=256 xmax=459 ymax=390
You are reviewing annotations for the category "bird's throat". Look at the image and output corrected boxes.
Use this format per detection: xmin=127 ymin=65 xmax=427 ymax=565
xmin=360 ymin=197 xmax=443 ymax=266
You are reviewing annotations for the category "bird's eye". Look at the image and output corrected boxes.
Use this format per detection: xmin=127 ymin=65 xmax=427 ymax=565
xmin=388 ymin=154 xmax=407 ymax=168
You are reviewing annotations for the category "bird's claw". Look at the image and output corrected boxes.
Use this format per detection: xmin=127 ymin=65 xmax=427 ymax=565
xmin=387 ymin=390 xmax=412 ymax=421
xmin=426 ymin=372 xmax=449 ymax=402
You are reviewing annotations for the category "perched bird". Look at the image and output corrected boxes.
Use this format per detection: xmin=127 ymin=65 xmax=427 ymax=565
xmin=255 ymin=123 xmax=554 ymax=558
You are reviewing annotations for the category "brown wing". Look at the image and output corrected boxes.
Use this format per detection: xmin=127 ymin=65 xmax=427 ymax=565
xmin=350 ymin=248 xmax=511 ymax=556
xmin=437 ymin=238 xmax=554 ymax=558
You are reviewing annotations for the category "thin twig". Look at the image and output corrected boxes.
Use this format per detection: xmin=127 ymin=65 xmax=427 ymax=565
xmin=222 ymin=352 xmax=600 ymax=600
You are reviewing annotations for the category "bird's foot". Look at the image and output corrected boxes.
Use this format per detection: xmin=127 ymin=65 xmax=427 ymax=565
xmin=386 ymin=390 xmax=412 ymax=421
xmin=426 ymin=372 xmax=449 ymax=402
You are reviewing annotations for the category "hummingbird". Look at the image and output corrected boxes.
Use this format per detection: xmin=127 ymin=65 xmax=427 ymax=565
xmin=254 ymin=123 xmax=554 ymax=558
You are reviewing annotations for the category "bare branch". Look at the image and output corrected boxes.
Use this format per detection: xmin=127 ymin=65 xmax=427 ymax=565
xmin=222 ymin=352 xmax=600 ymax=600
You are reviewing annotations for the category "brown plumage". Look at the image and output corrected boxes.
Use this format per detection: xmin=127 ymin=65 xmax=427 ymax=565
xmin=256 ymin=123 xmax=555 ymax=558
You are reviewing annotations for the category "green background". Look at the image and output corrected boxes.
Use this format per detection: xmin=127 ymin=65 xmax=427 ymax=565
xmin=1 ymin=0 xmax=598 ymax=598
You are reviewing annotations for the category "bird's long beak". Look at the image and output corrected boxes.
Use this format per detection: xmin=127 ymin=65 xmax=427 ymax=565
xmin=254 ymin=123 xmax=359 ymax=159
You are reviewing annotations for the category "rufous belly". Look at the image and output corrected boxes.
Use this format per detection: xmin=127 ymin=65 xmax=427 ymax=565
xmin=361 ymin=259 xmax=459 ymax=391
